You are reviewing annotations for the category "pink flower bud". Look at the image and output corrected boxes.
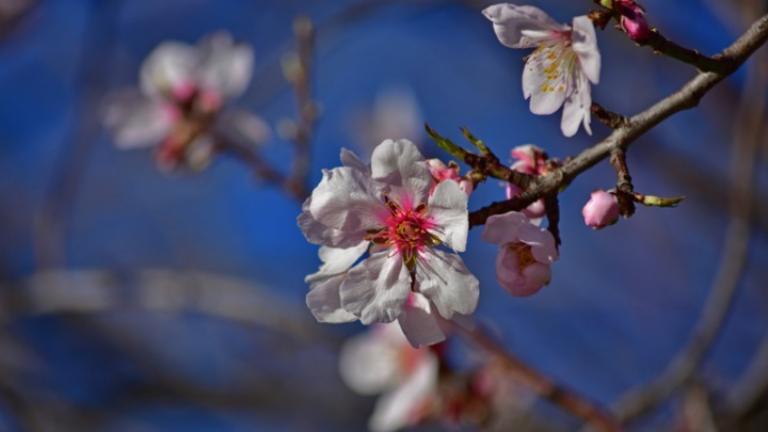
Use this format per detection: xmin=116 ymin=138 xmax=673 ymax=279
xmin=616 ymin=0 xmax=652 ymax=43
xmin=582 ymin=190 xmax=620 ymax=229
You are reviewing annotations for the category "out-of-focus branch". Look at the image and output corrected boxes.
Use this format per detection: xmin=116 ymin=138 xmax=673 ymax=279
xmin=284 ymin=16 xmax=318 ymax=201
xmin=609 ymin=27 xmax=768 ymax=424
xmin=450 ymin=320 xmax=621 ymax=432
xmin=468 ymin=13 xmax=768 ymax=227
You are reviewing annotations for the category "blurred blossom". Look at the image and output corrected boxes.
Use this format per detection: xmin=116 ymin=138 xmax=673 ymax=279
xmin=482 ymin=211 xmax=558 ymax=296
xmin=483 ymin=4 xmax=601 ymax=137
xmin=339 ymin=323 xmax=439 ymax=432
xmin=505 ymin=144 xmax=549 ymax=221
xmin=104 ymin=32 xmax=268 ymax=170
xmin=350 ymin=87 xmax=423 ymax=157
xmin=299 ymin=140 xmax=478 ymax=347
xmin=582 ymin=190 xmax=620 ymax=229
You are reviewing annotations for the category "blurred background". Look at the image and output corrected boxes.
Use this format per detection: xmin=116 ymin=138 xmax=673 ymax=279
xmin=0 ymin=0 xmax=766 ymax=430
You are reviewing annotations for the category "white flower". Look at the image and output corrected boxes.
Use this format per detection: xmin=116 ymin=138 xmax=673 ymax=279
xmin=350 ymin=87 xmax=423 ymax=158
xmin=339 ymin=323 xmax=439 ymax=432
xmin=299 ymin=139 xmax=479 ymax=347
xmin=483 ymin=4 xmax=601 ymax=137
xmin=104 ymin=32 xmax=267 ymax=169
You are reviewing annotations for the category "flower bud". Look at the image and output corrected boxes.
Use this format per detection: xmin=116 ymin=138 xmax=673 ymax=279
xmin=616 ymin=0 xmax=652 ymax=43
xmin=582 ymin=190 xmax=620 ymax=229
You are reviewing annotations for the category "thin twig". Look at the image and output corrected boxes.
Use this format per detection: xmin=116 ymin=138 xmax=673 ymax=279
xmin=468 ymin=13 xmax=768 ymax=227
xmin=449 ymin=320 xmax=622 ymax=432
xmin=609 ymin=149 xmax=636 ymax=217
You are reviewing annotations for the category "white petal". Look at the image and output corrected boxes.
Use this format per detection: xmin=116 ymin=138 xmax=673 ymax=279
xmin=482 ymin=4 xmax=564 ymax=49
xmin=297 ymin=197 xmax=348 ymax=247
xmin=370 ymin=139 xmax=431 ymax=207
xmin=304 ymin=166 xmax=386 ymax=247
xmin=104 ymin=93 xmax=173 ymax=149
xmin=560 ymin=72 xmax=592 ymax=137
xmin=339 ymin=327 xmax=402 ymax=395
xmin=340 ymin=147 xmax=369 ymax=173
xmin=397 ymin=293 xmax=446 ymax=347
xmin=571 ymin=16 xmax=601 ymax=85
xmin=522 ymin=44 xmax=573 ymax=115
xmin=140 ymin=41 xmax=198 ymax=98
xmin=415 ymin=249 xmax=479 ymax=319
xmin=481 ymin=211 xmax=527 ymax=245
xmin=197 ymin=32 xmax=254 ymax=99
xmin=317 ymin=242 xmax=370 ymax=275
xmin=427 ymin=180 xmax=468 ymax=252
xmin=369 ymin=354 xmax=438 ymax=432
xmin=340 ymin=252 xmax=411 ymax=324
xmin=305 ymin=273 xmax=357 ymax=323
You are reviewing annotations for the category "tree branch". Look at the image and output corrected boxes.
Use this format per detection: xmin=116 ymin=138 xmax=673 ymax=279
xmin=469 ymin=13 xmax=768 ymax=227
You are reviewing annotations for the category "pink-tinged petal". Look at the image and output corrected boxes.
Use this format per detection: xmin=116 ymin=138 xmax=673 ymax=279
xmin=369 ymin=354 xmax=438 ymax=432
xmin=495 ymin=245 xmax=522 ymax=286
xmin=523 ymin=199 xmax=547 ymax=219
xmin=415 ymin=249 xmax=479 ymax=319
xmin=197 ymin=32 xmax=254 ymax=99
xmin=103 ymin=93 xmax=173 ymax=149
xmin=397 ymin=293 xmax=446 ymax=347
xmin=517 ymin=223 xmax=558 ymax=262
xmin=571 ymin=16 xmax=601 ymax=85
xmin=427 ymin=180 xmax=469 ymax=252
xmin=519 ymin=262 xmax=551 ymax=295
xmin=561 ymin=72 xmax=592 ymax=137
xmin=339 ymin=326 xmax=402 ymax=395
xmin=305 ymin=166 xmax=386 ymax=246
xmin=482 ymin=211 xmax=528 ymax=245
xmin=340 ymin=147 xmax=369 ymax=173
xmin=340 ymin=252 xmax=411 ymax=324
xmin=523 ymin=45 xmax=573 ymax=115
xmin=482 ymin=4 xmax=564 ymax=49
xmin=140 ymin=41 xmax=198 ymax=98
xmin=316 ymin=242 xmax=369 ymax=275
xmin=305 ymin=273 xmax=357 ymax=323
xmin=370 ymin=139 xmax=432 ymax=207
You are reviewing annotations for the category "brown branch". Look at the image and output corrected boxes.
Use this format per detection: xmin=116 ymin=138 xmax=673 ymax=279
xmin=449 ymin=320 xmax=621 ymax=432
xmin=609 ymin=24 xmax=768 ymax=424
xmin=609 ymin=149 xmax=636 ymax=217
xmin=469 ymin=12 xmax=768 ymax=227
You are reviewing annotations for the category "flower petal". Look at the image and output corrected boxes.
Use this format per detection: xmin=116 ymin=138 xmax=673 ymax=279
xmin=370 ymin=139 xmax=431 ymax=207
xmin=303 ymin=166 xmax=386 ymax=247
xmin=482 ymin=4 xmax=564 ymax=49
xmin=339 ymin=326 xmax=402 ymax=395
xmin=341 ymin=252 xmax=411 ymax=324
xmin=560 ymin=72 xmax=592 ymax=137
xmin=104 ymin=93 xmax=173 ymax=149
xmin=415 ymin=249 xmax=479 ymax=319
xmin=316 ymin=242 xmax=370 ymax=275
xmin=397 ymin=293 xmax=446 ymax=347
xmin=340 ymin=147 xmax=369 ymax=173
xmin=427 ymin=180 xmax=469 ymax=252
xmin=482 ymin=211 xmax=528 ymax=245
xmin=305 ymin=273 xmax=357 ymax=323
xmin=571 ymin=16 xmax=600 ymax=85
xmin=369 ymin=354 xmax=438 ymax=432
xmin=523 ymin=44 xmax=573 ymax=115
xmin=140 ymin=41 xmax=198 ymax=98
xmin=215 ymin=109 xmax=270 ymax=146
xmin=197 ymin=32 xmax=254 ymax=99
xmin=517 ymin=223 xmax=558 ymax=262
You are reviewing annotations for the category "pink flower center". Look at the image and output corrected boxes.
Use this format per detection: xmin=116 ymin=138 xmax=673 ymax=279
xmin=368 ymin=197 xmax=436 ymax=266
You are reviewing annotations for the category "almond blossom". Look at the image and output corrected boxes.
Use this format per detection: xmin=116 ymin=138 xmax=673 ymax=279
xmin=483 ymin=4 xmax=601 ymax=137
xmin=482 ymin=211 xmax=558 ymax=296
xmin=339 ymin=323 xmax=439 ymax=432
xmin=299 ymin=139 xmax=479 ymax=347
xmin=104 ymin=32 xmax=268 ymax=170
xmin=505 ymin=145 xmax=548 ymax=220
